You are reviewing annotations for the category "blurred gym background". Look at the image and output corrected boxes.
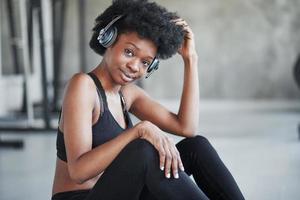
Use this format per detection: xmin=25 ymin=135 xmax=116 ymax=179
xmin=0 ymin=0 xmax=300 ymax=199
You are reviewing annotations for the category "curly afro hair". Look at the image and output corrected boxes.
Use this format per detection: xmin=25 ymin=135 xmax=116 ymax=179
xmin=89 ymin=0 xmax=185 ymax=60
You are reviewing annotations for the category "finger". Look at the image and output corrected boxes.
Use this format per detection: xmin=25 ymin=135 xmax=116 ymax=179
xmin=174 ymin=20 xmax=194 ymax=36
xmin=174 ymin=20 xmax=190 ymax=30
xmin=172 ymin=159 xmax=179 ymax=179
xmin=182 ymin=29 xmax=194 ymax=40
xmin=166 ymin=138 xmax=179 ymax=179
xmin=174 ymin=20 xmax=188 ymax=26
xmin=181 ymin=25 xmax=192 ymax=33
xmin=164 ymin=138 xmax=178 ymax=179
xmin=178 ymin=25 xmax=194 ymax=37
xmin=176 ymin=149 xmax=185 ymax=171
xmin=175 ymin=20 xmax=187 ymax=25
xmin=170 ymin=147 xmax=179 ymax=179
xmin=170 ymin=17 xmax=183 ymax=22
xmin=163 ymin=140 xmax=172 ymax=179
xmin=183 ymin=34 xmax=193 ymax=40
xmin=157 ymin=141 xmax=165 ymax=171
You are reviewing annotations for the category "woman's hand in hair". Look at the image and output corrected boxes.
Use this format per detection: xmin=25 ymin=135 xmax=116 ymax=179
xmin=173 ymin=18 xmax=197 ymax=61
xmin=137 ymin=120 xmax=184 ymax=179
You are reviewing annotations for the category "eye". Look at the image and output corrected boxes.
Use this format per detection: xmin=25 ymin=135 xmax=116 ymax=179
xmin=124 ymin=49 xmax=134 ymax=57
xmin=142 ymin=60 xmax=150 ymax=68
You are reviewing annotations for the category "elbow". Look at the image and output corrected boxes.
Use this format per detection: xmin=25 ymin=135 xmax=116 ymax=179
xmin=182 ymin=130 xmax=197 ymax=138
xmin=177 ymin=116 xmax=199 ymax=138
xmin=68 ymin=165 xmax=86 ymax=185
xmin=69 ymin=171 xmax=85 ymax=185
xmin=181 ymin=126 xmax=198 ymax=138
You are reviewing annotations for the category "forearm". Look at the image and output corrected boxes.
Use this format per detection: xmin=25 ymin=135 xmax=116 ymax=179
xmin=177 ymin=55 xmax=199 ymax=136
xmin=69 ymin=124 xmax=141 ymax=184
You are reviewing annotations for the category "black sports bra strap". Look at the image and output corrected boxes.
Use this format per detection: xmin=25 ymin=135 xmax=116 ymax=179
xmin=87 ymin=72 xmax=108 ymax=108
xmin=58 ymin=108 xmax=62 ymax=124
xmin=96 ymin=87 xmax=105 ymax=116
xmin=118 ymin=91 xmax=127 ymax=113
xmin=119 ymin=90 xmax=130 ymax=126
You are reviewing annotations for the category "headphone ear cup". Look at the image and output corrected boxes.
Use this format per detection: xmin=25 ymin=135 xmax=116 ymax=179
xmin=148 ymin=59 xmax=159 ymax=72
xmin=145 ymin=59 xmax=159 ymax=78
xmin=99 ymin=26 xmax=118 ymax=48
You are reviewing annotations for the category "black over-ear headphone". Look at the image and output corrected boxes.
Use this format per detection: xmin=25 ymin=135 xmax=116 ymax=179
xmin=97 ymin=15 xmax=159 ymax=78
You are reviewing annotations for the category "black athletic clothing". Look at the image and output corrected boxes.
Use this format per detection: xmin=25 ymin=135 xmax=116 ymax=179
xmin=52 ymin=72 xmax=245 ymax=200
xmin=56 ymin=72 xmax=133 ymax=162
xmin=52 ymin=136 xmax=245 ymax=200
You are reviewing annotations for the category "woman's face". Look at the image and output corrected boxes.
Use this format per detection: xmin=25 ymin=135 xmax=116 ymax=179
xmin=103 ymin=32 xmax=157 ymax=85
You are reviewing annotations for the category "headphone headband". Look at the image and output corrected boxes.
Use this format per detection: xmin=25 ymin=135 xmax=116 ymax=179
xmin=97 ymin=15 xmax=124 ymax=42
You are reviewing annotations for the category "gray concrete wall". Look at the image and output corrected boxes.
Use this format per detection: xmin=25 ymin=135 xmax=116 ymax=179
xmin=2 ymin=0 xmax=300 ymax=101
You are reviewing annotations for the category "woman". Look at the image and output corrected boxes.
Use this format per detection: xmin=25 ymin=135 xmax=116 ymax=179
xmin=51 ymin=0 xmax=245 ymax=199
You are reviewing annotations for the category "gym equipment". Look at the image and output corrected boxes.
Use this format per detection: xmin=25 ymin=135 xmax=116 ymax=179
xmin=0 ymin=0 xmax=63 ymax=148
xmin=293 ymin=54 xmax=300 ymax=139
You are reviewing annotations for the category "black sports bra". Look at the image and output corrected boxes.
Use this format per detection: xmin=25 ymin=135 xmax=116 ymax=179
xmin=56 ymin=72 xmax=134 ymax=162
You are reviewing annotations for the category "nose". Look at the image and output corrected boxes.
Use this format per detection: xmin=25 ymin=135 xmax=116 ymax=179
xmin=127 ymin=59 xmax=140 ymax=73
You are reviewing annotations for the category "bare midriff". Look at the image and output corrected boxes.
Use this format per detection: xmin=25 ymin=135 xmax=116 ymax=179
xmin=51 ymin=158 xmax=102 ymax=196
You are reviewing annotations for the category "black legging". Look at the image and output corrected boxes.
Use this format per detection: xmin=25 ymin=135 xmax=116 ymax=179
xmin=52 ymin=136 xmax=245 ymax=200
xmin=139 ymin=136 xmax=245 ymax=200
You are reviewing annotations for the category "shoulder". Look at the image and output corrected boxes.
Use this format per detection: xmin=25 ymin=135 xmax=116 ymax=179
xmin=68 ymin=72 xmax=94 ymax=87
xmin=62 ymin=73 xmax=97 ymax=108
xmin=120 ymin=83 xmax=150 ymax=110
xmin=65 ymin=73 xmax=96 ymax=94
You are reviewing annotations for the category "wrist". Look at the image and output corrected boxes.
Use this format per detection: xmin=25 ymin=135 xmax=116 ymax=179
xmin=184 ymin=58 xmax=198 ymax=70
xmin=135 ymin=121 xmax=146 ymax=138
xmin=136 ymin=120 xmax=153 ymax=139
xmin=183 ymin=53 xmax=198 ymax=65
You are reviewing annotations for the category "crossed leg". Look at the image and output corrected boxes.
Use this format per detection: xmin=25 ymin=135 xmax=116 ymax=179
xmin=84 ymin=139 xmax=209 ymax=200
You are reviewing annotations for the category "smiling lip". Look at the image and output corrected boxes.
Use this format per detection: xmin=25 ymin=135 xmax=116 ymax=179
xmin=120 ymin=70 xmax=134 ymax=82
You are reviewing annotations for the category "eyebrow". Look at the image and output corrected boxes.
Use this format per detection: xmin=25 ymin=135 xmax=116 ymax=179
xmin=125 ymin=42 xmax=155 ymax=60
